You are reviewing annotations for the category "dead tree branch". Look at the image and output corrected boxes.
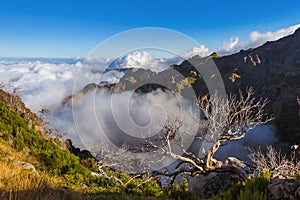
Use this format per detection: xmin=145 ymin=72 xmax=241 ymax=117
xmin=249 ymin=146 xmax=300 ymax=179
xmin=151 ymin=88 xmax=272 ymax=181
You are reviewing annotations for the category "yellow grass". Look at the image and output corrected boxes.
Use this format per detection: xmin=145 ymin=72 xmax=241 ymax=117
xmin=0 ymin=140 xmax=83 ymax=200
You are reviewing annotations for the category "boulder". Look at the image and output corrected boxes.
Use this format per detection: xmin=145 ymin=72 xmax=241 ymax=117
xmin=268 ymin=178 xmax=300 ymax=200
xmin=16 ymin=160 xmax=36 ymax=172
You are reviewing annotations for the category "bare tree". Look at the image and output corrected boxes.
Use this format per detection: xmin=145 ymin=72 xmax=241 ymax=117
xmin=12 ymin=86 xmax=22 ymax=97
xmin=149 ymin=88 xmax=273 ymax=182
xmin=8 ymin=86 xmax=23 ymax=109
xmin=0 ymin=83 xmax=22 ymax=110
xmin=249 ymin=146 xmax=300 ymax=179
xmin=94 ymin=142 xmax=155 ymax=187
xmin=0 ymin=81 xmax=7 ymax=90
xmin=297 ymin=97 xmax=300 ymax=116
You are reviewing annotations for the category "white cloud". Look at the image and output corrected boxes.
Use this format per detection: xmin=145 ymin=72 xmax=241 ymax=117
xmin=124 ymin=51 xmax=154 ymax=67
xmin=181 ymin=45 xmax=211 ymax=59
xmin=111 ymin=51 xmax=182 ymax=72
xmin=216 ymin=37 xmax=239 ymax=55
xmin=0 ymin=61 xmax=76 ymax=111
xmin=0 ymin=52 xmax=181 ymax=111
xmin=217 ymin=24 xmax=300 ymax=55
xmin=0 ymin=59 xmax=123 ymax=111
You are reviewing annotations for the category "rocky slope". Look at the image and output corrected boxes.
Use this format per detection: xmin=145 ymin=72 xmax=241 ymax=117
xmin=115 ymin=28 xmax=300 ymax=143
xmin=0 ymin=89 xmax=44 ymax=133
xmin=212 ymin=28 xmax=300 ymax=141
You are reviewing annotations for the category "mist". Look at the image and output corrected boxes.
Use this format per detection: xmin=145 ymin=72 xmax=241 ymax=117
xmin=55 ymin=89 xmax=197 ymax=149
xmin=214 ymin=125 xmax=278 ymax=163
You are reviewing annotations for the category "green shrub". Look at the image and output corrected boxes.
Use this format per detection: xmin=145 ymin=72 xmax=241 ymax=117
xmin=168 ymin=179 xmax=198 ymax=200
xmin=210 ymin=172 xmax=271 ymax=200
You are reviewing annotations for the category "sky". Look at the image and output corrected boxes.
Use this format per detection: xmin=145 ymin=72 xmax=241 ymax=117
xmin=0 ymin=0 xmax=300 ymax=57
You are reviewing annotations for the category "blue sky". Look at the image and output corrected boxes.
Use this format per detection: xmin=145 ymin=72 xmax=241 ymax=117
xmin=0 ymin=0 xmax=300 ymax=57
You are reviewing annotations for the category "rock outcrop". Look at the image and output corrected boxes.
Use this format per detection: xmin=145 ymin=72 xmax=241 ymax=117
xmin=0 ymin=89 xmax=44 ymax=133
xmin=64 ymin=139 xmax=95 ymax=159
xmin=268 ymin=178 xmax=300 ymax=200
xmin=16 ymin=160 xmax=37 ymax=173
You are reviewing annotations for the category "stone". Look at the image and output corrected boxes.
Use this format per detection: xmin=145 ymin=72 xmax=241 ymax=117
xmin=16 ymin=160 xmax=36 ymax=172
xmin=268 ymin=178 xmax=300 ymax=200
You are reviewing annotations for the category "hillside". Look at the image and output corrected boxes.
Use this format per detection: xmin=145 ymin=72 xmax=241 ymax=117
xmin=0 ymin=89 xmax=175 ymax=200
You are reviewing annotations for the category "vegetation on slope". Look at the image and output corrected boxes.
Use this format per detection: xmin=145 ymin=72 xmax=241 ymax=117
xmin=209 ymin=172 xmax=271 ymax=200
xmin=0 ymin=97 xmax=194 ymax=199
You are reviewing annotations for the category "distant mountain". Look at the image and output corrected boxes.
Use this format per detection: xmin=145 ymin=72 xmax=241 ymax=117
xmin=66 ymin=28 xmax=300 ymax=143
xmin=118 ymin=28 xmax=300 ymax=142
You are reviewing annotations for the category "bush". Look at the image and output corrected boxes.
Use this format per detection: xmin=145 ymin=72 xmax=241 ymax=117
xmin=168 ymin=179 xmax=198 ymax=200
xmin=210 ymin=172 xmax=271 ymax=200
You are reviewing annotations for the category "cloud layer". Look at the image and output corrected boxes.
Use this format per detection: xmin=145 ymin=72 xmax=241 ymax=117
xmin=216 ymin=24 xmax=300 ymax=55
xmin=0 ymin=51 xmax=186 ymax=112
xmin=180 ymin=23 xmax=300 ymax=58
xmin=0 ymin=59 xmax=124 ymax=111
